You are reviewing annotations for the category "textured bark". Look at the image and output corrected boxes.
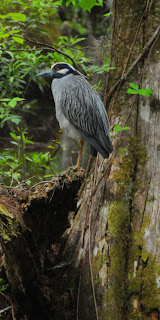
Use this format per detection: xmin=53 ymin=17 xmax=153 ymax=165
xmin=64 ymin=1 xmax=160 ymax=320
xmin=0 ymin=168 xmax=84 ymax=320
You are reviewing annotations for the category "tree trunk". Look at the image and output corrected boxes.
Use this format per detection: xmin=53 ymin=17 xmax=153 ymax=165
xmin=0 ymin=1 xmax=160 ymax=320
xmin=0 ymin=168 xmax=85 ymax=320
xmin=64 ymin=1 xmax=160 ymax=319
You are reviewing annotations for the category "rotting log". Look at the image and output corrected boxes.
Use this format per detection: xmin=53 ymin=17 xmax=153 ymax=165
xmin=0 ymin=167 xmax=85 ymax=320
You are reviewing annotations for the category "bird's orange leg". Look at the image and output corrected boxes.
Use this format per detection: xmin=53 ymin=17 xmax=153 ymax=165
xmin=77 ymin=140 xmax=84 ymax=168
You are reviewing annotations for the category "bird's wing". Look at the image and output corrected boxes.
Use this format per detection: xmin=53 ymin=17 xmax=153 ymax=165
xmin=60 ymin=75 xmax=113 ymax=153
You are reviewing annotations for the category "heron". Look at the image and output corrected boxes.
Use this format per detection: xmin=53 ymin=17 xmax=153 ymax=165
xmin=37 ymin=62 xmax=113 ymax=167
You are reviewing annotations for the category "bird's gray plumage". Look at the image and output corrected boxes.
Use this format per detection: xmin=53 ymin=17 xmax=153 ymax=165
xmin=37 ymin=62 xmax=113 ymax=158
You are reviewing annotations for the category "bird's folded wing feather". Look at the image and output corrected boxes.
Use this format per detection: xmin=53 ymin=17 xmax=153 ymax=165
xmin=60 ymin=75 xmax=112 ymax=152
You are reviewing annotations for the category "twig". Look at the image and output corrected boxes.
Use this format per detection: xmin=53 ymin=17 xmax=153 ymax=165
xmin=0 ymin=292 xmax=16 ymax=320
xmin=9 ymin=34 xmax=77 ymax=68
xmin=10 ymin=168 xmax=14 ymax=187
xmin=106 ymin=25 xmax=160 ymax=105
xmin=88 ymin=156 xmax=99 ymax=320
xmin=1 ymin=48 xmax=48 ymax=52
xmin=76 ymin=274 xmax=81 ymax=320
xmin=0 ymin=306 xmax=12 ymax=314
xmin=104 ymin=0 xmax=117 ymax=102
xmin=94 ymin=23 xmax=160 ymax=196
xmin=29 ymin=178 xmax=58 ymax=189
xmin=108 ymin=3 xmax=147 ymax=116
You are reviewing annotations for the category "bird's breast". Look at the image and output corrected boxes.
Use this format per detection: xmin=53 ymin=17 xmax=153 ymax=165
xmin=51 ymin=78 xmax=82 ymax=142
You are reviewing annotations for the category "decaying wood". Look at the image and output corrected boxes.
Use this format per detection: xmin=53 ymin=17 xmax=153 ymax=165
xmin=0 ymin=168 xmax=85 ymax=320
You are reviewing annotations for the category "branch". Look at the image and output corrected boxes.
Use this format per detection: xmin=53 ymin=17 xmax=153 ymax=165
xmin=0 ymin=292 xmax=16 ymax=320
xmin=0 ymin=306 xmax=12 ymax=315
xmin=106 ymin=25 xmax=160 ymax=104
xmin=1 ymin=47 xmax=49 ymax=52
xmin=9 ymin=35 xmax=77 ymax=68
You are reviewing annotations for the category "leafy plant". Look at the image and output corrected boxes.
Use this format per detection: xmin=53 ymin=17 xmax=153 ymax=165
xmin=104 ymin=12 xmax=113 ymax=17
xmin=93 ymin=80 xmax=104 ymax=91
xmin=54 ymin=0 xmax=103 ymax=12
xmin=127 ymin=83 xmax=154 ymax=97
xmin=51 ymin=35 xmax=89 ymax=71
xmin=0 ymin=278 xmax=9 ymax=292
xmin=0 ymin=96 xmax=57 ymax=185
xmin=112 ymin=83 xmax=154 ymax=136
xmin=0 ymin=0 xmax=109 ymax=186
xmin=0 ymin=145 xmax=57 ymax=186
xmin=87 ymin=58 xmax=115 ymax=75
xmin=78 ymin=0 xmax=103 ymax=12
xmin=111 ymin=125 xmax=130 ymax=136
xmin=0 ymin=98 xmax=24 ymax=127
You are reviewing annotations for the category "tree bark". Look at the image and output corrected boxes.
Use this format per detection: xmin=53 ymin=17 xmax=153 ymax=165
xmin=0 ymin=168 xmax=85 ymax=320
xmin=65 ymin=1 xmax=160 ymax=319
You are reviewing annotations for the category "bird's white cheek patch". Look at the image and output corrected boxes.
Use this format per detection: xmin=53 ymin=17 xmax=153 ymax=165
xmin=57 ymin=68 xmax=69 ymax=75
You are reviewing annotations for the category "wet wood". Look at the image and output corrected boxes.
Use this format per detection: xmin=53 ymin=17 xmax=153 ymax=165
xmin=0 ymin=168 xmax=84 ymax=320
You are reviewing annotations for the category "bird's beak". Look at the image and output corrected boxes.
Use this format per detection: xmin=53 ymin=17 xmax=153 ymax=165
xmin=37 ymin=69 xmax=54 ymax=78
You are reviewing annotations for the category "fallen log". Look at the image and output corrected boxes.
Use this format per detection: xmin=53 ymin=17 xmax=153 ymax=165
xmin=0 ymin=167 xmax=85 ymax=320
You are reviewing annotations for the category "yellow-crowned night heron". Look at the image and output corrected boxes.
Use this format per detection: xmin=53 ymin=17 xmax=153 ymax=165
xmin=37 ymin=62 xmax=113 ymax=167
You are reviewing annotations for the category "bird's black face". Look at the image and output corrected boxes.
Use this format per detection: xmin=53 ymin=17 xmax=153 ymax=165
xmin=51 ymin=62 xmax=78 ymax=77
xmin=37 ymin=62 xmax=78 ymax=79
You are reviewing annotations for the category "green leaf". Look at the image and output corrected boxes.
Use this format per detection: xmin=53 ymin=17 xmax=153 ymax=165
xmin=136 ymin=89 xmax=147 ymax=96
xmin=44 ymin=174 xmax=54 ymax=178
xmin=10 ymin=132 xmax=19 ymax=140
xmin=79 ymin=0 xmax=103 ymax=12
xmin=0 ymin=98 xmax=11 ymax=102
xmin=0 ymin=33 xmax=10 ymax=39
xmin=10 ymin=141 xmax=19 ymax=146
xmin=10 ymin=30 xmax=21 ymax=34
xmin=8 ymin=97 xmax=23 ymax=108
xmin=128 ymin=82 xmax=139 ymax=90
xmin=66 ymin=0 xmax=76 ymax=6
xmin=25 ymin=140 xmax=34 ymax=145
xmin=7 ymin=13 xmax=26 ymax=22
xmin=8 ymin=100 xmax=17 ymax=108
xmin=113 ymin=125 xmax=131 ymax=133
xmin=0 ymin=14 xmax=8 ymax=19
xmin=12 ymin=36 xmax=24 ymax=44
xmin=53 ymin=0 xmax=63 ymax=6
xmin=137 ymin=88 xmax=154 ymax=97
xmin=127 ymin=88 xmax=137 ymax=94
xmin=70 ymin=37 xmax=86 ymax=44
xmin=104 ymin=12 xmax=113 ymax=17
xmin=10 ymin=117 xmax=21 ymax=125
xmin=127 ymin=86 xmax=154 ymax=97
xmin=6 ymin=50 xmax=15 ymax=58
xmin=9 ymin=97 xmax=25 ymax=106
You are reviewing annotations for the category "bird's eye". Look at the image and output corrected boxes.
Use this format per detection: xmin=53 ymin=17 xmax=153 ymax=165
xmin=54 ymin=67 xmax=59 ymax=72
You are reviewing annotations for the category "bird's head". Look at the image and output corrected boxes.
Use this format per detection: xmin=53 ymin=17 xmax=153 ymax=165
xmin=37 ymin=62 xmax=81 ymax=79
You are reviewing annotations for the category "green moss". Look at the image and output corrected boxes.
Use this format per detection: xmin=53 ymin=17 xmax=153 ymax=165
xmin=115 ymin=135 xmax=147 ymax=201
xmin=141 ymin=257 xmax=160 ymax=312
xmin=92 ymin=250 xmax=103 ymax=278
xmin=128 ymin=312 xmax=143 ymax=320
xmin=107 ymin=201 xmax=130 ymax=316
xmin=102 ymin=135 xmax=148 ymax=318
xmin=0 ymin=204 xmax=19 ymax=241
xmin=128 ymin=254 xmax=160 ymax=318
xmin=127 ymin=216 xmax=160 ymax=317
xmin=95 ymin=135 xmax=160 ymax=318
